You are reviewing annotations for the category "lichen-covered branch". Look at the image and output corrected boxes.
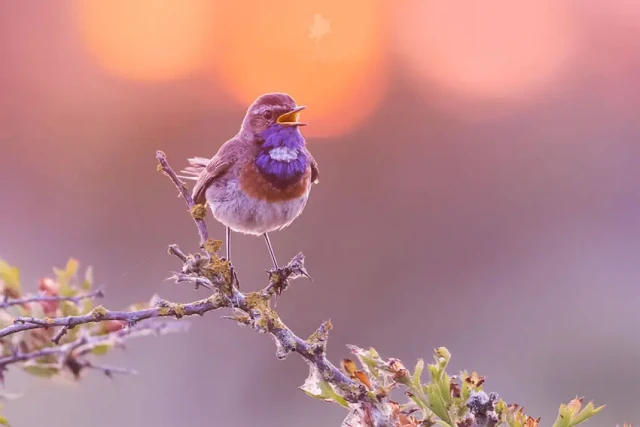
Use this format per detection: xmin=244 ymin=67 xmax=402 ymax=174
xmin=0 ymin=288 xmax=104 ymax=310
xmin=0 ymin=152 xmax=605 ymax=427
xmin=154 ymin=151 xmax=369 ymax=405
xmin=0 ymin=294 xmax=225 ymax=340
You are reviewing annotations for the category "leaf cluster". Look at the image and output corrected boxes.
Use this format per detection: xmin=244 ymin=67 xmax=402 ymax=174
xmin=304 ymin=346 xmax=604 ymax=427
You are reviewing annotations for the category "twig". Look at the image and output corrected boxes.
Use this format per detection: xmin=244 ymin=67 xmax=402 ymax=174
xmin=0 ymin=288 xmax=105 ymax=310
xmin=79 ymin=361 xmax=138 ymax=377
xmin=0 ymin=320 xmax=183 ymax=378
xmin=0 ymin=295 xmax=225 ymax=339
xmin=51 ymin=326 xmax=70 ymax=345
xmin=156 ymin=151 xmax=209 ymax=245
xmin=167 ymin=244 xmax=188 ymax=262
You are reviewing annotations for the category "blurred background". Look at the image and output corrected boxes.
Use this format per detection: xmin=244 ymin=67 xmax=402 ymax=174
xmin=1 ymin=0 xmax=639 ymax=425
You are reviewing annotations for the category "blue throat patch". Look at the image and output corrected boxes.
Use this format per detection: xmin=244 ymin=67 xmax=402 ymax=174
xmin=256 ymin=125 xmax=308 ymax=189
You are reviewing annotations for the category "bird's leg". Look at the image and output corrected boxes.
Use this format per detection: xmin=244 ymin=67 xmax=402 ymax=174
xmin=263 ymin=232 xmax=283 ymax=306
xmin=224 ymin=226 xmax=240 ymax=290
xmin=263 ymin=233 xmax=279 ymax=269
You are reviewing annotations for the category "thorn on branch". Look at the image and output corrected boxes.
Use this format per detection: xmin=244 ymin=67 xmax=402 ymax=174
xmin=306 ymin=320 xmax=332 ymax=354
xmin=167 ymin=244 xmax=188 ymax=262
xmin=221 ymin=309 xmax=252 ymax=327
xmin=51 ymin=326 xmax=70 ymax=344
xmin=170 ymin=272 xmax=213 ymax=291
xmin=79 ymin=361 xmax=138 ymax=378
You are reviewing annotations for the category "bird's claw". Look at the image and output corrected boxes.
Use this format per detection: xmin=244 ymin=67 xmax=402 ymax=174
xmin=266 ymin=267 xmax=289 ymax=297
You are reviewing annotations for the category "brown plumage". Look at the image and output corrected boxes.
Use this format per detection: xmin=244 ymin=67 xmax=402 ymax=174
xmin=239 ymin=160 xmax=313 ymax=203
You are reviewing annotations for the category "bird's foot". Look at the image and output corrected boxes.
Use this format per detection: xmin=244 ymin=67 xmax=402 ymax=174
xmin=264 ymin=253 xmax=311 ymax=300
xmin=266 ymin=267 xmax=289 ymax=298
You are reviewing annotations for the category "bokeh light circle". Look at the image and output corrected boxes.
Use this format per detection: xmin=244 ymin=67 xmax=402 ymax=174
xmin=393 ymin=0 xmax=576 ymax=101
xmin=210 ymin=0 xmax=388 ymax=138
xmin=74 ymin=0 xmax=215 ymax=81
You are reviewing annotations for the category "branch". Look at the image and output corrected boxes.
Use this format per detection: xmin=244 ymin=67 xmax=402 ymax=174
xmin=0 ymin=288 xmax=104 ymax=310
xmin=0 ymin=254 xmax=362 ymax=399
xmin=156 ymin=150 xmax=209 ymax=245
xmin=0 ymin=295 xmax=225 ymax=340
xmin=0 ymin=320 xmax=185 ymax=380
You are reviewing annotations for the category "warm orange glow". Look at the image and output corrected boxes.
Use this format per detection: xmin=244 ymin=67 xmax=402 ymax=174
xmin=393 ymin=1 xmax=576 ymax=100
xmin=210 ymin=1 xmax=388 ymax=138
xmin=74 ymin=0 xmax=215 ymax=81
xmin=576 ymin=0 xmax=640 ymax=113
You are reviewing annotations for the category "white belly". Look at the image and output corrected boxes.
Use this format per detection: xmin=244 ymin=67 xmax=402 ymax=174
xmin=205 ymin=178 xmax=310 ymax=235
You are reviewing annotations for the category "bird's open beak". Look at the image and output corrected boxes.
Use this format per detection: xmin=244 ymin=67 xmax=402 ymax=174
xmin=277 ymin=105 xmax=307 ymax=126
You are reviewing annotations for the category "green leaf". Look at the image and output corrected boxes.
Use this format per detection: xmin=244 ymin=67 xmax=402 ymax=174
xmin=22 ymin=363 xmax=60 ymax=378
xmin=407 ymin=392 xmax=425 ymax=411
xmin=91 ymin=342 xmax=113 ymax=356
xmin=424 ymin=383 xmax=454 ymax=426
xmin=552 ymin=398 xmax=604 ymax=427
xmin=347 ymin=345 xmax=383 ymax=381
xmin=572 ymin=402 xmax=605 ymax=425
xmin=82 ymin=266 xmax=94 ymax=290
xmin=66 ymin=258 xmax=79 ymax=276
xmin=435 ymin=347 xmax=451 ymax=366
xmin=60 ymin=300 xmax=79 ymax=317
xmin=81 ymin=297 xmax=94 ymax=315
xmin=0 ymin=404 xmax=9 ymax=426
xmin=300 ymin=363 xmax=348 ymax=408
xmin=428 ymin=362 xmax=441 ymax=381
xmin=54 ymin=258 xmax=80 ymax=297
xmin=0 ymin=260 xmax=21 ymax=295
xmin=459 ymin=370 xmax=472 ymax=401
xmin=54 ymin=267 xmax=71 ymax=296
xmin=413 ymin=358 xmax=424 ymax=386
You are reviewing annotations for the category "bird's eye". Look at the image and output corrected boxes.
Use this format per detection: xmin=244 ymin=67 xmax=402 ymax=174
xmin=262 ymin=110 xmax=273 ymax=120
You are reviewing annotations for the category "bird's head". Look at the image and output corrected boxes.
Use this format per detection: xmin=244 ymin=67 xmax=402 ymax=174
xmin=241 ymin=92 xmax=306 ymax=138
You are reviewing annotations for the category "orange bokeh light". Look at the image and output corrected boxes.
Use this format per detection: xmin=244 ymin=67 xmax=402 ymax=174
xmin=393 ymin=0 xmax=576 ymax=101
xmin=210 ymin=1 xmax=388 ymax=138
xmin=74 ymin=0 xmax=215 ymax=81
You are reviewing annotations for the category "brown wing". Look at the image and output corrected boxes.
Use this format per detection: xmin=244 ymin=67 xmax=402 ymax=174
xmin=307 ymin=150 xmax=320 ymax=184
xmin=191 ymin=143 xmax=238 ymax=205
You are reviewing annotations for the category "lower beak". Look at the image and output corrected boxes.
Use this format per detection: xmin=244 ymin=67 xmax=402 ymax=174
xmin=277 ymin=105 xmax=307 ymax=126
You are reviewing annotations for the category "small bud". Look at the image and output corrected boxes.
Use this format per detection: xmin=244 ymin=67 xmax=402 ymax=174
xmin=388 ymin=358 xmax=409 ymax=380
xmin=567 ymin=396 xmax=583 ymax=415
xmin=435 ymin=347 xmax=451 ymax=364
xmin=38 ymin=278 xmax=59 ymax=295
xmin=101 ymin=320 xmax=127 ymax=334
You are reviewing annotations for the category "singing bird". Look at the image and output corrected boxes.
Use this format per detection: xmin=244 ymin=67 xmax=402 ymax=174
xmin=179 ymin=93 xmax=319 ymax=269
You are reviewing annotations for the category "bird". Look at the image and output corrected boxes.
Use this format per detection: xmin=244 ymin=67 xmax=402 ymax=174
xmin=179 ymin=92 xmax=319 ymax=271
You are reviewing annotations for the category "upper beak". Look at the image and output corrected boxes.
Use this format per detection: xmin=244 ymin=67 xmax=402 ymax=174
xmin=277 ymin=105 xmax=307 ymax=126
